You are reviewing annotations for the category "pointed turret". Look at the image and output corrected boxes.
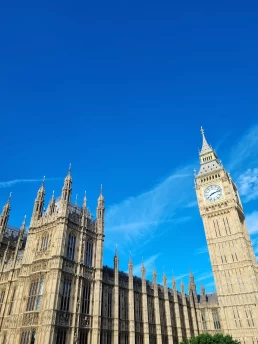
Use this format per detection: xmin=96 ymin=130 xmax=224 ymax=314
xmin=61 ymin=164 xmax=72 ymax=203
xmin=188 ymin=269 xmax=196 ymax=292
xmin=114 ymin=245 xmax=119 ymax=271
xmin=82 ymin=191 xmax=87 ymax=211
xmin=201 ymin=285 xmax=206 ymax=302
xmin=96 ymin=185 xmax=105 ymax=233
xmin=163 ymin=271 xmax=167 ymax=287
xmin=31 ymin=177 xmax=45 ymax=221
xmin=180 ymin=278 xmax=185 ymax=294
xmin=128 ymin=253 xmax=133 ymax=276
xmin=18 ymin=215 xmax=26 ymax=249
xmin=197 ymin=127 xmax=223 ymax=177
xmin=0 ymin=193 xmax=11 ymax=236
xmin=48 ymin=191 xmax=55 ymax=215
xmin=172 ymin=274 xmax=176 ymax=291
xmin=141 ymin=258 xmax=146 ymax=279
xmin=98 ymin=184 xmax=104 ymax=205
xmin=152 ymin=268 xmax=157 ymax=284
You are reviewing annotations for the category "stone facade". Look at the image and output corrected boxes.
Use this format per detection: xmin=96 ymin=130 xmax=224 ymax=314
xmin=0 ymin=129 xmax=257 ymax=344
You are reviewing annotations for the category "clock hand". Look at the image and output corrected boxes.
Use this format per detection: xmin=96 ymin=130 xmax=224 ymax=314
xmin=209 ymin=190 xmax=219 ymax=197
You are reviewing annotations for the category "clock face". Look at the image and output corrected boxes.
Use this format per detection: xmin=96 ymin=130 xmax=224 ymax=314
xmin=204 ymin=185 xmax=222 ymax=202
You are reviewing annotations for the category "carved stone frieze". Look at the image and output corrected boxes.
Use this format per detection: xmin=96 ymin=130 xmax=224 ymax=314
xmin=22 ymin=312 xmax=39 ymax=326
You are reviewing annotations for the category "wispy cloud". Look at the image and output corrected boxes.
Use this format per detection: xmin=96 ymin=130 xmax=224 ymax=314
xmin=228 ymin=125 xmax=258 ymax=171
xmin=246 ymin=211 xmax=258 ymax=235
xmin=0 ymin=178 xmax=61 ymax=189
xmin=195 ymin=272 xmax=213 ymax=282
xmin=194 ymin=246 xmax=208 ymax=255
xmin=133 ymin=253 xmax=161 ymax=277
xmin=105 ymin=165 xmax=195 ymax=249
xmin=237 ymin=168 xmax=258 ymax=202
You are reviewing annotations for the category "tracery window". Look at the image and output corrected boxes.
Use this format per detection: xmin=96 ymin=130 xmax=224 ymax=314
xmin=81 ymin=281 xmax=91 ymax=314
xmin=56 ymin=328 xmax=67 ymax=344
xmin=26 ymin=278 xmax=44 ymax=311
xmin=20 ymin=330 xmax=36 ymax=344
xmin=79 ymin=329 xmax=89 ymax=344
xmin=85 ymin=241 xmax=93 ymax=266
xmin=66 ymin=233 xmax=76 ymax=261
xmin=0 ymin=290 xmax=5 ymax=313
xmin=107 ymin=289 xmax=112 ymax=318
xmin=212 ymin=310 xmax=221 ymax=329
xmin=201 ymin=310 xmax=207 ymax=330
xmin=40 ymin=234 xmax=49 ymax=251
xmin=60 ymin=279 xmax=71 ymax=311
xmin=8 ymin=287 xmax=16 ymax=315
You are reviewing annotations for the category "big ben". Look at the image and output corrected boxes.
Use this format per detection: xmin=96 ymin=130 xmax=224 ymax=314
xmin=195 ymin=127 xmax=258 ymax=343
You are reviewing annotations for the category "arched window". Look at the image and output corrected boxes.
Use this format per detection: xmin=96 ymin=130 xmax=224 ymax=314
xmin=66 ymin=233 xmax=76 ymax=261
xmin=85 ymin=241 xmax=93 ymax=266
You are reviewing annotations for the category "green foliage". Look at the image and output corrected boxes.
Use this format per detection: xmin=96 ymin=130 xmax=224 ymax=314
xmin=180 ymin=333 xmax=241 ymax=344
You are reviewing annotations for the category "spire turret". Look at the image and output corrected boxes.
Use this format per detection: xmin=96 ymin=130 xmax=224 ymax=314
xmin=163 ymin=271 xmax=167 ymax=287
xmin=82 ymin=191 xmax=87 ymax=210
xmin=48 ymin=191 xmax=55 ymax=215
xmin=18 ymin=215 xmax=26 ymax=249
xmin=96 ymin=185 xmax=105 ymax=231
xmin=114 ymin=245 xmax=119 ymax=270
xmin=128 ymin=253 xmax=133 ymax=276
xmin=172 ymin=273 xmax=176 ymax=290
xmin=98 ymin=184 xmax=104 ymax=204
xmin=188 ymin=269 xmax=196 ymax=292
xmin=32 ymin=177 xmax=45 ymax=221
xmin=0 ymin=193 xmax=11 ymax=236
xmin=61 ymin=164 xmax=72 ymax=203
xmin=152 ymin=268 xmax=157 ymax=284
xmin=141 ymin=258 xmax=146 ymax=279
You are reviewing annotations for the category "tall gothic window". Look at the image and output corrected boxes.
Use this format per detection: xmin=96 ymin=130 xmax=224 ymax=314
xmin=201 ymin=310 xmax=207 ymax=330
xmin=66 ymin=233 xmax=76 ymax=260
xmin=107 ymin=289 xmax=112 ymax=318
xmin=212 ymin=310 xmax=221 ymax=329
xmin=26 ymin=278 xmax=44 ymax=311
xmin=81 ymin=281 xmax=91 ymax=314
xmin=56 ymin=329 xmax=67 ymax=344
xmin=79 ymin=329 xmax=89 ymax=344
xmin=40 ymin=234 xmax=49 ymax=251
xmin=85 ymin=241 xmax=93 ymax=266
xmin=60 ymin=279 xmax=71 ymax=311
xmin=20 ymin=330 xmax=36 ymax=344
xmin=0 ymin=290 xmax=5 ymax=313
xmin=8 ymin=287 xmax=16 ymax=315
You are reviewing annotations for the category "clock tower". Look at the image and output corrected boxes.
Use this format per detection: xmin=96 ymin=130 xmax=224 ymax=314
xmin=195 ymin=128 xmax=258 ymax=343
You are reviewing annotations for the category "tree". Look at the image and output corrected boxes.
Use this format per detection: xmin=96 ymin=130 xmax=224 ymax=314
xmin=180 ymin=333 xmax=241 ymax=344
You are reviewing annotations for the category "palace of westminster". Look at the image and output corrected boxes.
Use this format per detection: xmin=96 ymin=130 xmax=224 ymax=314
xmin=0 ymin=129 xmax=257 ymax=344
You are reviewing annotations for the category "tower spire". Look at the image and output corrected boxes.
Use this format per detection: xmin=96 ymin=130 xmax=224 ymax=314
xmin=200 ymin=126 xmax=213 ymax=155
xmin=197 ymin=127 xmax=223 ymax=176
xmin=61 ymin=165 xmax=72 ymax=203
xmin=31 ymin=177 xmax=45 ymax=222
xmin=0 ymin=193 xmax=12 ymax=238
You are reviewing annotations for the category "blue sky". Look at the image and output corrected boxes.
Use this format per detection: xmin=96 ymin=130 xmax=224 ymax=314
xmin=0 ymin=1 xmax=258 ymax=292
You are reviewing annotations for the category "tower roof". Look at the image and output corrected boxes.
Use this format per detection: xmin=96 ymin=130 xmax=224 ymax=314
xmin=200 ymin=127 xmax=213 ymax=155
xmin=197 ymin=127 xmax=223 ymax=177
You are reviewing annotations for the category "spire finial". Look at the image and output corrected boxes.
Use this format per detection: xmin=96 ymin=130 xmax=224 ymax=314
xmin=98 ymin=184 xmax=104 ymax=202
xmin=9 ymin=192 xmax=12 ymax=200
xmin=69 ymin=163 xmax=72 ymax=172
xmin=52 ymin=190 xmax=55 ymax=199
xmin=75 ymin=194 xmax=78 ymax=206
xmin=82 ymin=191 xmax=87 ymax=209
xmin=115 ymin=244 xmax=118 ymax=256
xmin=201 ymin=126 xmax=204 ymax=136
